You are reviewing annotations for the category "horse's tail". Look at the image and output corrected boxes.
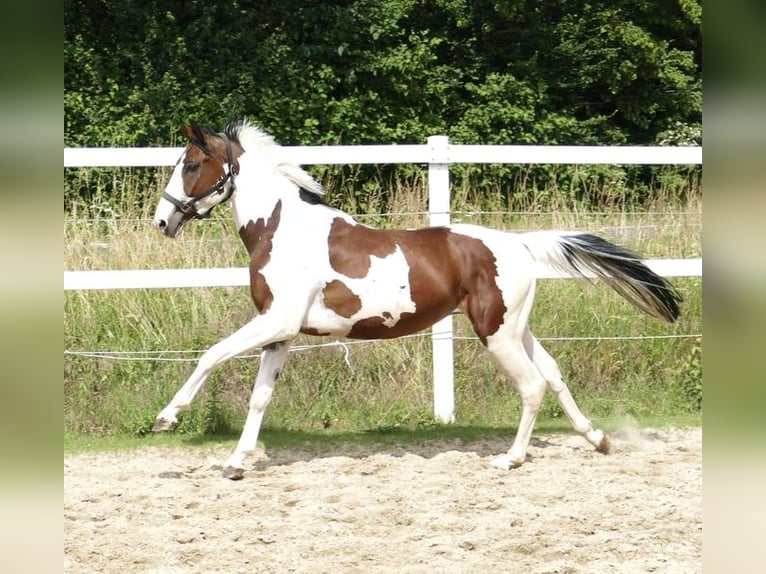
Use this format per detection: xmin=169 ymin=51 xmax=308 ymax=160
xmin=520 ymin=231 xmax=682 ymax=323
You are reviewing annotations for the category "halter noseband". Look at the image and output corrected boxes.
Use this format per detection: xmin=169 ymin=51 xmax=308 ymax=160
xmin=162 ymin=133 xmax=238 ymax=221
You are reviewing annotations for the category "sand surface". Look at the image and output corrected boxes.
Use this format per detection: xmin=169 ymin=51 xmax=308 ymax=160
xmin=64 ymin=427 xmax=701 ymax=573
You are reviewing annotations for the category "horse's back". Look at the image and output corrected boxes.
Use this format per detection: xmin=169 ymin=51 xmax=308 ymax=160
xmin=298 ymin=221 xmax=535 ymax=340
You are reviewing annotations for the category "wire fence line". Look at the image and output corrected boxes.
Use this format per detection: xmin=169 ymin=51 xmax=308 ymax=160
xmin=64 ymin=332 xmax=702 ymax=364
xmin=65 ymin=209 xmax=703 ymax=225
xmin=65 ymin=220 xmax=703 ymax=232
xmin=65 ymin=210 xmax=701 ymax=255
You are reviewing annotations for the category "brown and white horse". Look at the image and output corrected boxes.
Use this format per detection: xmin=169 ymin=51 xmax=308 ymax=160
xmin=152 ymin=118 xmax=681 ymax=480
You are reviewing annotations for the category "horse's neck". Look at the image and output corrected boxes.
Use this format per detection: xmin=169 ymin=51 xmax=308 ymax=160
xmin=229 ymin=169 xmax=288 ymax=229
xmin=231 ymin=192 xmax=270 ymax=231
xmin=230 ymin=181 xmax=356 ymax=248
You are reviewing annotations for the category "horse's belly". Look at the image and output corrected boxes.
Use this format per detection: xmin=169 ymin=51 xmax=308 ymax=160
xmin=301 ymin=283 xmax=413 ymax=337
xmin=300 ymin=306 xmax=455 ymax=339
xmin=300 ymin=303 xmax=357 ymax=337
xmin=301 ymin=282 xmax=456 ymax=339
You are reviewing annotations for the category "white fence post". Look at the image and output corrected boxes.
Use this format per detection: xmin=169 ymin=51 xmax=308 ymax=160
xmin=427 ymin=135 xmax=456 ymax=423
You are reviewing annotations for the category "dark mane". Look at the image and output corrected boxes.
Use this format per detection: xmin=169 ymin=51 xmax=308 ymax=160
xmin=298 ymin=187 xmax=326 ymax=206
xmin=224 ymin=117 xmax=247 ymax=144
xmin=184 ymin=117 xmax=246 ymax=153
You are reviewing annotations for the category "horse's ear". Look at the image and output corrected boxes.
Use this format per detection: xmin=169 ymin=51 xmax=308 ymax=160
xmin=193 ymin=122 xmax=209 ymax=141
xmin=182 ymin=122 xmax=208 ymax=141
xmin=182 ymin=122 xmax=214 ymax=154
xmin=181 ymin=123 xmax=195 ymax=140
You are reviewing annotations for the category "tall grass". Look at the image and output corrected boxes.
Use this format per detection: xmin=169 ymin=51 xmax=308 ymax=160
xmin=64 ymin=165 xmax=701 ymax=438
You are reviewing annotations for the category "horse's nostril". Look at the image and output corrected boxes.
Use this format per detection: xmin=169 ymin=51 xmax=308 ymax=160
xmin=157 ymin=219 xmax=167 ymax=230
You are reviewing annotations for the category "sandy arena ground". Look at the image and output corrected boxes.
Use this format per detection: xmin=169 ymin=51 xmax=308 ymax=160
xmin=64 ymin=427 xmax=701 ymax=573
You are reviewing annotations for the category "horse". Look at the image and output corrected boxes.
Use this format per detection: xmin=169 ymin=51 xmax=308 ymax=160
xmin=152 ymin=118 xmax=681 ymax=480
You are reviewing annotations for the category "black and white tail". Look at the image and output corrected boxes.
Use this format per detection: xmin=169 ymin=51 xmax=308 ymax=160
xmin=521 ymin=231 xmax=682 ymax=323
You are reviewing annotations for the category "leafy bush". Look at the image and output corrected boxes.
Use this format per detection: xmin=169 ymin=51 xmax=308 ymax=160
xmin=676 ymin=341 xmax=702 ymax=412
xmin=65 ymin=0 xmax=701 ymax=208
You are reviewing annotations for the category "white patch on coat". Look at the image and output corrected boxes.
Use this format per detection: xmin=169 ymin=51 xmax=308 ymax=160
xmin=153 ymin=154 xmax=185 ymax=225
xmin=344 ymin=244 xmax=416 ymax=322
xmin=298 ymin=244 xmax=416 ymax=336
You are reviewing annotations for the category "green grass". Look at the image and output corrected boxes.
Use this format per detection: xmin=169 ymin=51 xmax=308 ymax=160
xmin=64 ymin=170 xmax=702 ymax=441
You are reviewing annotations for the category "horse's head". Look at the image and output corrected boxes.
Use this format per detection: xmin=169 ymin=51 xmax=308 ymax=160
xmin=153 ymin=122 xmax=242 ymax=238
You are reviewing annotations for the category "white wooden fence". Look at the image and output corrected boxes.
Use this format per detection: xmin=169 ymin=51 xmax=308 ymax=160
xmin=64 ymin=138 xmax=702 ymax=422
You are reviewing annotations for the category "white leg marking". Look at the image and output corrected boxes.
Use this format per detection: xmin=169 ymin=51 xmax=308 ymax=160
xmin=482 ymin=275 xmax=547 ymax=470
xmin=487 ymin=335 xmax=548 ymax=470
xmin=155 ymin=312 xmax=300 ymax=430
xmin=223 ymin=342 xmax=291 ymax=478
xmin=524 ymin=329 xmax=608 ymax=452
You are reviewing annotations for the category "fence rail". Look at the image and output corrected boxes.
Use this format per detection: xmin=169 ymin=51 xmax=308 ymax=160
xmin=64 ymin=259 xmax=702 ymax=291
xmin=64 ymin=138 xmax=702 ymax=422
xmin=64 ymin=143 xmax=701 ymax=168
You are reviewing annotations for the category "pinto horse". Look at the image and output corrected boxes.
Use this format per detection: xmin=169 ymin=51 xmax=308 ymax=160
xmin=152 ymin=118 xmax=681 ymax=480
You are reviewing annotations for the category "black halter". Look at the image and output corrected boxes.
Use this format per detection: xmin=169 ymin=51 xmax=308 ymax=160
xmin=162 ymin=133 xmax=238 ymax=221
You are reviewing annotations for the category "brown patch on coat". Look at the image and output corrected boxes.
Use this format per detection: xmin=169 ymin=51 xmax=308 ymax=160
xmin=327 ymin=218 xmax=397 ymax=278
xmin=448 ymin=233 xmax=506 ymax=344
xmin=323 ymin=220 xmax=508 ymax=343
xmin=299 ymin=326 xmax=331 ymax=337
xmin=239 ymin=201 xmax=283 ymax=313
xmin=346 ymin=314 xmax=418 ymax=339
xmin=322 ymin=279 xmax=362 ymax=318
xmin=299 ymin=279 xmax=361 ymax=336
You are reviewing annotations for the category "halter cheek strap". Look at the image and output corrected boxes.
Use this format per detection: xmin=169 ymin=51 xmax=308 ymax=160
xmin=163 ymin=134 xmax=238 ymax=221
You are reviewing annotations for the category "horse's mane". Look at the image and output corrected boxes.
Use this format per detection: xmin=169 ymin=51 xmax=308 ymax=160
xmin=224 ymin=117 xmax=325 ymax=199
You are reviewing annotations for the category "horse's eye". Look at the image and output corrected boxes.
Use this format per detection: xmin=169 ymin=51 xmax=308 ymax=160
xmin=184 ymin=163 xmax=200 ymax=174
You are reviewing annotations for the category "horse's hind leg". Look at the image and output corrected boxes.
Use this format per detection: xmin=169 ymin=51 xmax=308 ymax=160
xmin=523 ymin=328 xmax=610 ymax=454
xmin=485 ymin=332 xmax=550 ymax=469
xmin=464 ymin=274 xmax=549 ymax=469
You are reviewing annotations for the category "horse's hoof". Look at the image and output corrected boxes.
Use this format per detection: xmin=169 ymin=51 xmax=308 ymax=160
xmin=489 ymin=454 xmax=523 ymax=471
xmin=595 ymin=433 xmax=611 ymax=454
xmin=152 ymin=418 xmax=178 ymax=432
xmin=222 ymin=466 xmax=245 ymax=480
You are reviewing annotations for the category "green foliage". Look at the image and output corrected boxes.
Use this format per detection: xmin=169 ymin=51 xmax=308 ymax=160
xmin=545 ymin=2 xmax=701 ymax=142
xmin=65 ymin=0 xmax=701 ymax=209
xmin=675 ymin=341 xmax=702 ymax=412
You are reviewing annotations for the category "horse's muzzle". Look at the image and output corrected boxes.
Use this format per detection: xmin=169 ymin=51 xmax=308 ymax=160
xmin=155 ymin=213 xmax=185 ymax=238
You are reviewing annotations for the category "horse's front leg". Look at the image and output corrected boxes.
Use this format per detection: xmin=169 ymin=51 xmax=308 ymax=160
xmin=222 ymin=341 xmax=291 ymax=480
xmin=152 ymin=313 xmax=299 ymax=432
